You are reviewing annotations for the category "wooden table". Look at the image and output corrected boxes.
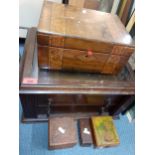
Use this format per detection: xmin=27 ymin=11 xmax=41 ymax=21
xmin=19 ymin=28 xmax=135 ymax=122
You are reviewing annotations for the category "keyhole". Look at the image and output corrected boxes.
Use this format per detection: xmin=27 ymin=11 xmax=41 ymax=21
xmin=87 ymin=50 xmax=93 ymax=57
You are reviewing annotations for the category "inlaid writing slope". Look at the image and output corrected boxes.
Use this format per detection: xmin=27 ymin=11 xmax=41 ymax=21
xmin=37 ymin=1 xmax=135 ymax=74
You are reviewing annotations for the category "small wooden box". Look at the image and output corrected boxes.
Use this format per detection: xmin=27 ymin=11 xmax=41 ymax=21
xmin=48 ymin=117 xmax=77 ymax=149
xmin=37 ymin=1 xmax=134 ymax=74
xmin=91 ymin=116 xmax=120 ymax=147
xmin=20 ymin=28 xmax=135 ymax=123
xmin=79 ymin=119 xmax=93 ymax=146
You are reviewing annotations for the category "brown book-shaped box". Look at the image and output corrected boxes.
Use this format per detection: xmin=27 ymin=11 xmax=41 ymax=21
xmin=48 ymin=117 xmax=77 ymax=149
xmin=37 ymin=1 xmax=134 ymax=74
xmin=79 ymin=119 xmax=93 ymax=146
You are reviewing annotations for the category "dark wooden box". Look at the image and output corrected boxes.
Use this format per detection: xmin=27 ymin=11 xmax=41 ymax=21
xmin=79 ymin=119 xmax=93 ymax=146
xmin=48 ymin=117 xmax=77 ymax=149
xmin=37 ymin=1 xmax=134 ymax=75
xmin=19 ymin=28 xmax=135 ymax=123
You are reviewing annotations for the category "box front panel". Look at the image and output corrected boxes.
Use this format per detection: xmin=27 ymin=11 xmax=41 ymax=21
xmin=62 ymin=48 xmax=109 ymax=73
xmin=38 ymin=45 xmax=132 ymax=74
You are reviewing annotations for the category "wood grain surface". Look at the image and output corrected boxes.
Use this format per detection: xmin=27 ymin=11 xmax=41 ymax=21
xmin=38 ymin=1 xmax=134 ymax=46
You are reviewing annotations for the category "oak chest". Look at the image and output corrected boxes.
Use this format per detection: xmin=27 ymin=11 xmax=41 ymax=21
xmin=37 ymin=1 xmax=134 ymax=74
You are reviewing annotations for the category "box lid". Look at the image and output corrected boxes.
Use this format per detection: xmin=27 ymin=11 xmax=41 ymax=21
xmin=48 ymin=117 xmax=77 ymax=149
xmin=38 ymin=1 xmax=134 ymax=47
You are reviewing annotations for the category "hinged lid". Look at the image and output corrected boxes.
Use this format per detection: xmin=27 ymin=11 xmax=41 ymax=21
xmin=38 ymin=1 xmax=134 ymax=47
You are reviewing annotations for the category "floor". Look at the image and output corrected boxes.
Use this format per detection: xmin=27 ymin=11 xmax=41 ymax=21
xmin=19 ymin=41 xmax=135 ymax=155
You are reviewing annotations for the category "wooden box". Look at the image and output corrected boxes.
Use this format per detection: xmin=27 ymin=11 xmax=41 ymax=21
xmin=79 ymin=119 xmax=93 ymax=146
xmin=37 ymin=1 xmax=134 ymax=74
xmin=48 ymin=117 xmax=77 ymax=149
xmin=91 ymin=116 xmax=120 ymax=147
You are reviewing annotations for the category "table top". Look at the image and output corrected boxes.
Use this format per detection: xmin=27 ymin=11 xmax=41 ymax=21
xmin=19 ymin=28 xmax=135 ymax=95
